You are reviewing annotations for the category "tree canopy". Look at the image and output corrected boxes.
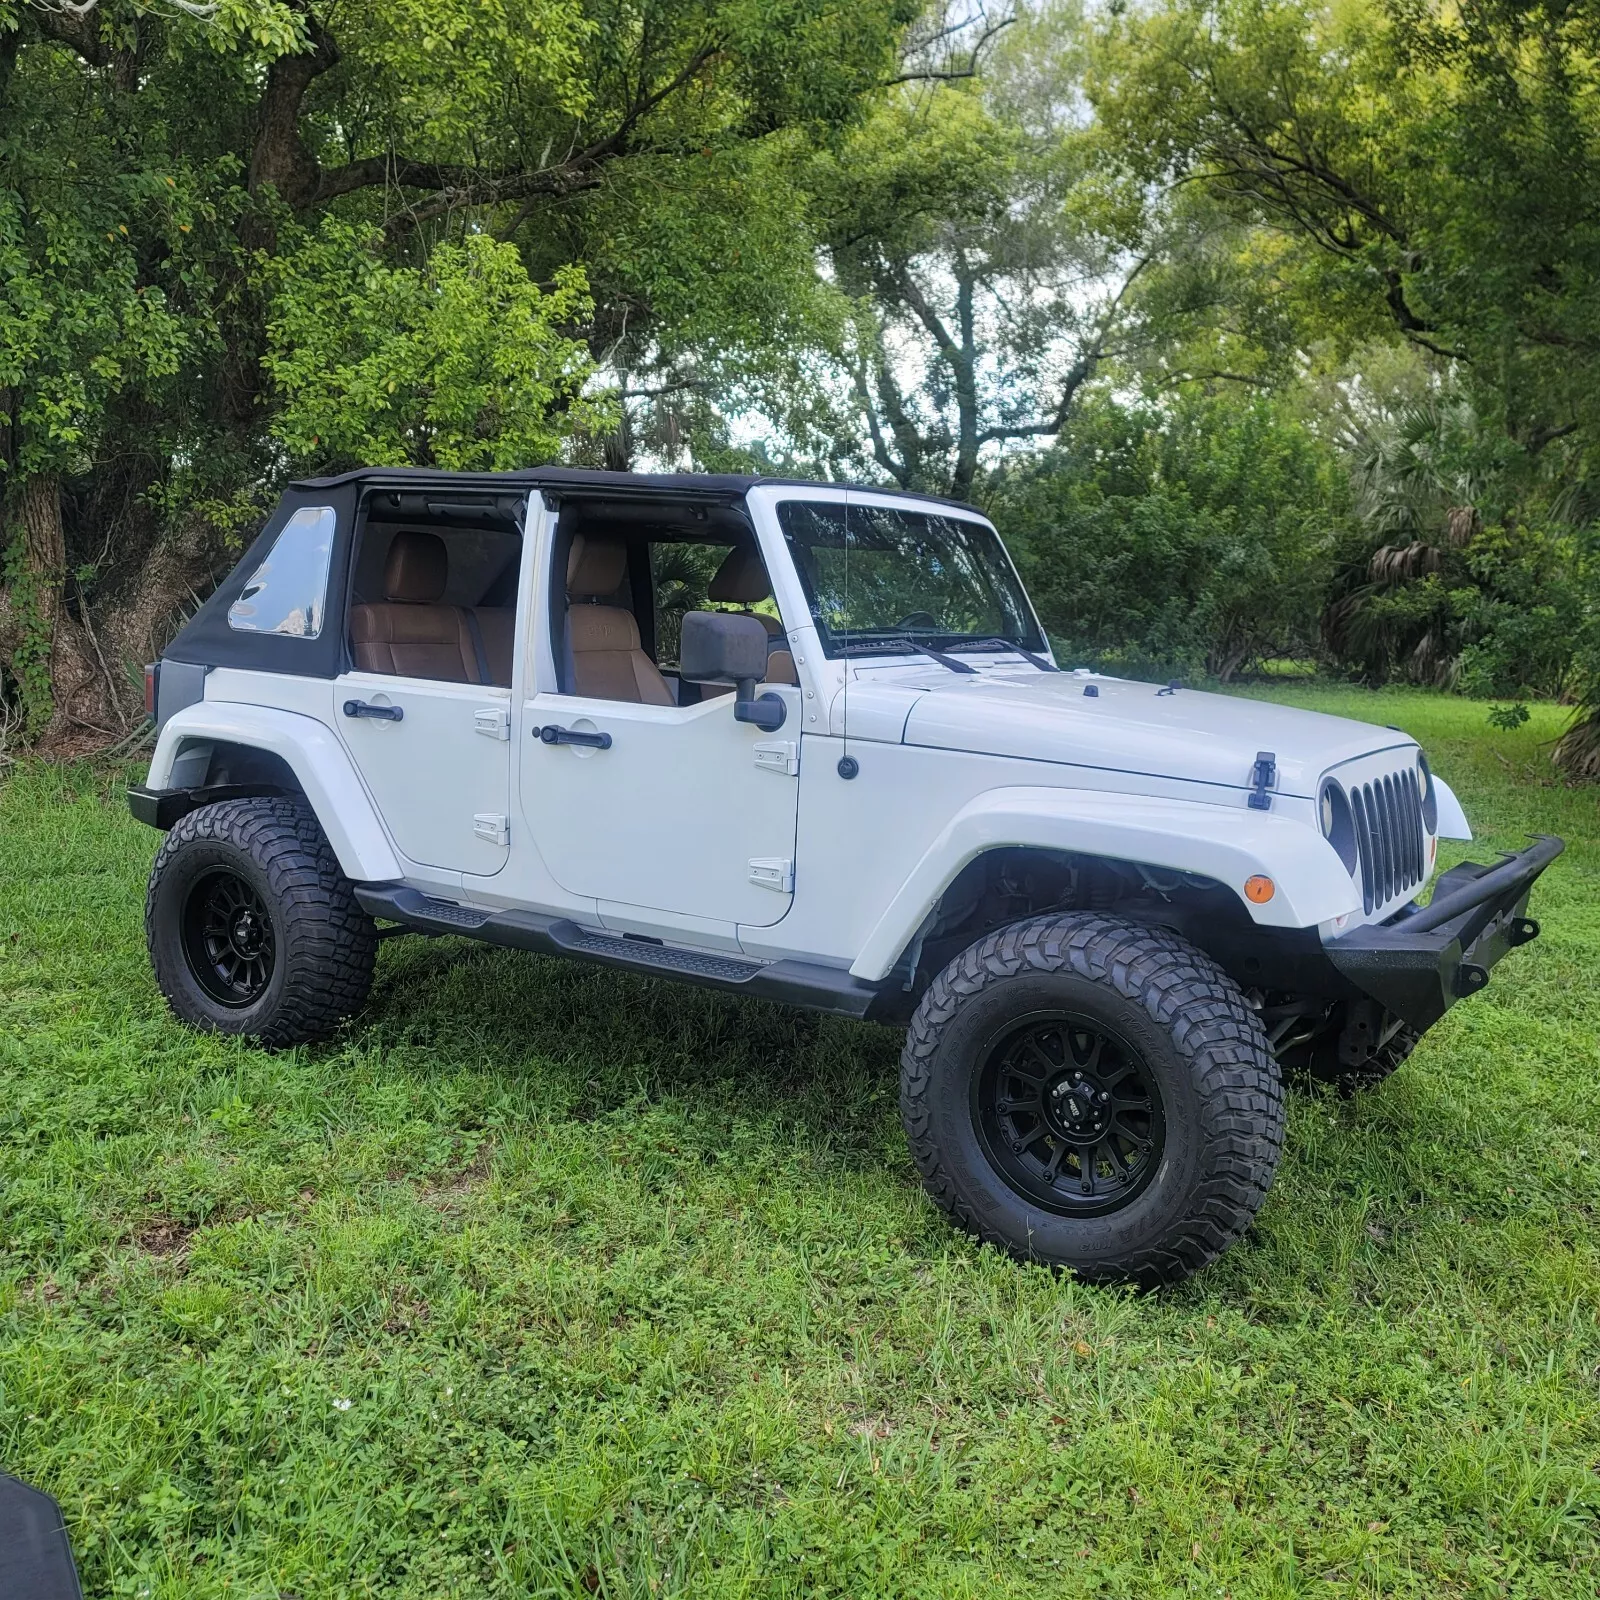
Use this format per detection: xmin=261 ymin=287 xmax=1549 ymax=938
xmin=2 ymin=0 xmax=1598 ymax=772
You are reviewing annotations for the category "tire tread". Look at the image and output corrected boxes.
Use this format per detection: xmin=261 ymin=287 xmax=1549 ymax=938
xmin=900 ymin=912 xmax=1284 ymax=1287
xmin=145 ymin=797 xmax=376 ymax=1046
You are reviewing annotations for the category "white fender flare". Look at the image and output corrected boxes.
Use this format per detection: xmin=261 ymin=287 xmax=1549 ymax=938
xmin=1432 ymin=775 xmax=1472 ymax=840
xmin=850 ymin=785 xmax=1362 ymax=983
xmin=147 ymin=704 xmax=401 ymax=884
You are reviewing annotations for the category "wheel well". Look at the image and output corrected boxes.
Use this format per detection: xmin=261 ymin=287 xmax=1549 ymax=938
xmin=170 ymin=738 xmax=303 ymax=795
xmin=897 ymin=846 xmax=1335 ymax=1010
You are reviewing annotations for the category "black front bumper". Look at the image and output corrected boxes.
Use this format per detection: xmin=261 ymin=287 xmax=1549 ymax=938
xmin=1322 ymin=835 xmax=1563 ymax=1031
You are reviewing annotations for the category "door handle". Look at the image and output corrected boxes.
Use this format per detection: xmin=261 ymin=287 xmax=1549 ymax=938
xmin=532 ymin=723 xmax=612 ymax=749
xmin=343 ymin=699 xmax=403 ymax=721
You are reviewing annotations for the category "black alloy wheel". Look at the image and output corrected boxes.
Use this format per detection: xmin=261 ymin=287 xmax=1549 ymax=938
xmin=900 ymin=911 xmax=1285 ymax=1286
xmin=146 ymin=796 xmax=377 ymax=1045
xmin=974 ymin=1011 xmax=1165 ymax=1217
xmin=181 ymin=867 xmax=277 ymax=1007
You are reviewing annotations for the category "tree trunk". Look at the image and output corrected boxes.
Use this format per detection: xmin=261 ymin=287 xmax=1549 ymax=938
xmin=95 ymin=515 xmax=223 ymax=686
xmin=10 ymin=472 xmax=121 ymax=743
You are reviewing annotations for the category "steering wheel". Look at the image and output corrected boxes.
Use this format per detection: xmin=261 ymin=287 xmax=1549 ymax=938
xmin=895 ymin=611 xmax=940 ymax=631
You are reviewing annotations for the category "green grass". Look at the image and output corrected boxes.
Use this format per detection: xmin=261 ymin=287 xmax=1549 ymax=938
xmin=1 ymin=686 xmax=1597 ymax=1598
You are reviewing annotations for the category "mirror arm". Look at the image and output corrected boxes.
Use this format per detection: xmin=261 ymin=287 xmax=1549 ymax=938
xmin=733 ymin=678 xmax=787 ymax=732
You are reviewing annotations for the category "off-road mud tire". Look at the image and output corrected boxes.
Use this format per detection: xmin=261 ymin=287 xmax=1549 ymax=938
xmin=900 ymin=912 xmax=1285 ymax=1287
xmin=146 ymin=796 xmax=377 ymax=1046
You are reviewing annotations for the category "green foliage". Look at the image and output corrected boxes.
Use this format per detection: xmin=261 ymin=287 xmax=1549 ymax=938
xmin=986 ymin=391 xmax=1339 ymax=678
xmin=1090 ymin=0 xmax=1600 ymax=760
xmin=3 ymin=693 xmax=1599 ymax=1593
xmin=266 ymin=226 xmax=611 ymax=471
xmin=1488 ymin=702 xmax=1531 ymax=731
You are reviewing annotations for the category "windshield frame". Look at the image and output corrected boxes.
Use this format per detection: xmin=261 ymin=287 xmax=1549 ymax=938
xmin=774 ymin=495 xmax=1048 ymax=663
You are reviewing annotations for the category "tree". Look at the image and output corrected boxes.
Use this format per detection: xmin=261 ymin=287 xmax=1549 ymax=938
xmin=1091 ymin=0 xmax=1600 ymax=768
xmin=266 ymin=227 xmax=611 ymax=472
xmin=804 ymin=2 xmax=1171 ymax=499
xmin=0 ymin=0 xmax=915 ymax=742
xmin=987 ymin=389 xmax=1339 ymax=677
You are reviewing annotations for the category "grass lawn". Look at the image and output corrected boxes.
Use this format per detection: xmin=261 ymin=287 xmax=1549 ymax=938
xmin=1 ymin=685 xmax=1597 ymax=1598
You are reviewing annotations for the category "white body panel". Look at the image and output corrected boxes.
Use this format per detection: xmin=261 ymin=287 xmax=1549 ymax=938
xmin=848 ymin=785 xmax=1360 ymax=983
xmin=515 ymin=688 xmax=802 ymax=927
xmin=148 ymin=702 xmax=400 ymax=883
xmin=332 ymin=672 xmax=512 ymax=875
xmin=149 ymin=482 xmax=1461 ymax=987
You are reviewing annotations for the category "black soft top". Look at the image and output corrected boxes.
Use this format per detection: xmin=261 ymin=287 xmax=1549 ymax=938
xmin=288 ymin=463 xmax=977 ymax=514
xmin=162 ymin=467 xmax=983 ymax=679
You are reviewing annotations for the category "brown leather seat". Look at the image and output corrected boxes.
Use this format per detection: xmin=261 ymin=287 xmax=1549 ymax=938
xmin=566 ymin=534 xmax=673 ymax=705
xmin=350 ymin=530 xmax=513 ymax=685
xmin=707 ymin=543 xmax=797 ymax=685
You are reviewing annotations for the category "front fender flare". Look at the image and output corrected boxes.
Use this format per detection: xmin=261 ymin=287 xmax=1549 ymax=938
xmin=850 ymin=785 xmax=1362 ymax=983
xmin=1432 ymin=775 xmax=1471 ymax=840
xmin=146 ymin=705 xmax=401 ymax=884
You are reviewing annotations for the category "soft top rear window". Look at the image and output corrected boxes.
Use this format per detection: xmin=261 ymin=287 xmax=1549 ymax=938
xmin=227 ymin=505 xmax=336 ymax=639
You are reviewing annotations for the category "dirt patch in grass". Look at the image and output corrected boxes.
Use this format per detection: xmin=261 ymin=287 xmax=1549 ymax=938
xmin=132 ymin=1217 xmax=195 ymax=1257
xmin=418 ymin=1141 xmax=494 ymax=1209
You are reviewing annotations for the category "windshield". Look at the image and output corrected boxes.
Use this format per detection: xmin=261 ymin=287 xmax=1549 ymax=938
xmin=777 ymin=499 xmax=1045 ymax=659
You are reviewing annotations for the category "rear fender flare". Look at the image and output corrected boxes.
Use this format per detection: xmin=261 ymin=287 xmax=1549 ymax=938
xmin=850 ymin=785 xmax=1362 ymax=983
xmin=146 ymin=704 xmax=400 ymax=883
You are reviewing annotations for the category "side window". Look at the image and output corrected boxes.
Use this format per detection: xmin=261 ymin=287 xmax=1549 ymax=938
xmin=649 ymin=541 xmax=732 ymax=670
xmin=228 ymin=506 xmax=336 ymax=638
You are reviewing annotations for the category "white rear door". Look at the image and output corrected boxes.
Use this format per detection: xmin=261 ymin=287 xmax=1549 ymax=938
xmin=333 ymin=674 xmax=513 ymax=875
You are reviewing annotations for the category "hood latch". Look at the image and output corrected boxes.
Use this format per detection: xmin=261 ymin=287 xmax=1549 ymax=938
xmin=1248 ymin=751 xmax=1277 ymax=811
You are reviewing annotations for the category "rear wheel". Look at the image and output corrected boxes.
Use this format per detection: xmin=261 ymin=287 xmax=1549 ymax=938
xmin=900 ymin=913 xmax=1285 ymax=1287
xmin=146 ymin=797 xmax=376 ymax=1046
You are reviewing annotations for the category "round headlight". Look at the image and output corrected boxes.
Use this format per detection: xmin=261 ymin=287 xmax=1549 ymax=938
xmin=1319 ymin=778 xmax=1359 ymax=875
xmin=1418 ymin=751 xmax=1438 ymax=833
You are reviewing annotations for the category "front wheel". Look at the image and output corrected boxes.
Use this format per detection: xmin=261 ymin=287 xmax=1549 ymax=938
xmin=145 ymin=797 xmax=377 ymax=1047
xmin=900 ymin=913 xmax=1285 ymax=1287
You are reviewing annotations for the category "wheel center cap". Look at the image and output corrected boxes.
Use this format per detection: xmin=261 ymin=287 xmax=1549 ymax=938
xmin=231 ymin=911 xmax=261 ymax=957
xmin=1048 ymin=1076 xmax=1108 ymax=1137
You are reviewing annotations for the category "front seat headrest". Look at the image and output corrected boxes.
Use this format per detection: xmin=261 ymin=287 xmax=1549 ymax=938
xmin=708 ymin=544 xmax=772 ymax=605
xmin=567 ymin=534 xmax=628 ymax=599
xmin=384 ymin=530 xmax=449 ymax=604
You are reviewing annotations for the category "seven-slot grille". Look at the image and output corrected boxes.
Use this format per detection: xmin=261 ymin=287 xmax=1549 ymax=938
xmin=1350 ymin=767 xmax=1427 ymax=912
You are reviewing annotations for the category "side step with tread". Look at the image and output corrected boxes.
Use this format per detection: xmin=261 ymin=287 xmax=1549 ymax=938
xmin=355 ymin=885 xmax=885 ymax=1020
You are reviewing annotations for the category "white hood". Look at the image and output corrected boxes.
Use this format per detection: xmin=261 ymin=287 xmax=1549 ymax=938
xmin=838 ymin=666 xmax=1415 ymax=798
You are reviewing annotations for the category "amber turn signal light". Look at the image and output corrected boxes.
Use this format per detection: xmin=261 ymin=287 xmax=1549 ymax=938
xmin=1244 ymin=875 xmax=1276 ymax=904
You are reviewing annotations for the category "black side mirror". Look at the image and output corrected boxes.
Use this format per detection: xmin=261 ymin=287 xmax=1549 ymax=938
xmin=679 ymin=611 xmax=787 ymax=731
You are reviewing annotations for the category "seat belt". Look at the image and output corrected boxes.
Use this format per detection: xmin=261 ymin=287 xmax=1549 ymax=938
xmin=461 ymin=607 xmax=491 ymax=685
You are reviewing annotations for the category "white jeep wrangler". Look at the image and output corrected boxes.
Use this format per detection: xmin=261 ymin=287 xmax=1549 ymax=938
xmin=131 ymin=469 xmax=1561 ymax=1285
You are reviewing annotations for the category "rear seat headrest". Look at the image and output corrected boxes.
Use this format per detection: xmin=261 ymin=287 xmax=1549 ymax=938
xmin=384 ymin=530 xmax=449 ymax=604
xmin=708 ymin=544 xmax=772 ymax=604
xmin=566 ymin=534 xmax=628 ymax=598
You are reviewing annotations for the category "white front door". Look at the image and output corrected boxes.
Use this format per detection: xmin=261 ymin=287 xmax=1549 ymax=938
xmin=517 ymin=688 xmax=801 ymax=926
xmin=334 ymin=672 xmax=513 ymax=875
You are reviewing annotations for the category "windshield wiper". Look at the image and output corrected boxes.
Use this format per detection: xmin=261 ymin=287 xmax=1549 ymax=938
xmin=836 ymin=633 xmax=977 ymax=674
xmin=945 ymin=637 xmax=1060 ymax=672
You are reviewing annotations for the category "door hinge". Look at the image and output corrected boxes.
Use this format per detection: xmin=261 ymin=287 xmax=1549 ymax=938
xmin=748 ymin=856 xmax=794 ymax=893
xmin=474 ymin=705 xmax=511 ymax=741
xmin=473 ymin=813 xmax=510 ymax=846
xmin=753 ymin=740 xmax=799 ymax=777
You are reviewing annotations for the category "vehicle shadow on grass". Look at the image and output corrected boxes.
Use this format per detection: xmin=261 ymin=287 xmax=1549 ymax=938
xmin=361 ymin=933 xmax=908 ymax=1165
